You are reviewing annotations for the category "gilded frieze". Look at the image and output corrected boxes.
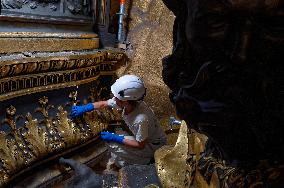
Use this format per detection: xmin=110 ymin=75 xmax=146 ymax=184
xmin=0 ymin=50 xmax=126 ymax=101
xmin=0 ymin=48 xmax=126 ymax=187
xmin=0 ymin=95 xmax=120 ymax=187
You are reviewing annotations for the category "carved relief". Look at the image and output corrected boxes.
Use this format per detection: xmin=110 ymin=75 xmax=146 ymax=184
xmin=0 ymin=51 xmax=126 ymax=101
xmin=0 ymin=49 xmax=126 ymax=186
xmin=0 ymin=94 xmax=120 ymax=187
xmin=1 ymin=0 xmax=59 ymax=10
xmin=66 ymin=0 xmax=91 ymax=15
xmin=1 ymin=0 xmax=93 ymax=23
xmin=1 ymin=0 xmax=27 ymax=9
xmin=0 ymin=64 xmax=102 ymax=100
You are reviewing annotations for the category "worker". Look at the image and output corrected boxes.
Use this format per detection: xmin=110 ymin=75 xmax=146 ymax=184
xmin=70 ymin=74 xmax=167 ymax=168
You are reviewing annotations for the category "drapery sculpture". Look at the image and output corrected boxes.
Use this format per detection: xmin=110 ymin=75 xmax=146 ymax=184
xmin=161 ymin=0 xmax=284 ymax=187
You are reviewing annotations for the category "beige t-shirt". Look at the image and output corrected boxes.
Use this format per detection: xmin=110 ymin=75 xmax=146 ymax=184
xmin=107 ymin=98 xmax=167 ymax=144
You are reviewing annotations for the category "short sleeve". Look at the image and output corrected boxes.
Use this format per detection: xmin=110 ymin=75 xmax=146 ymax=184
xmin=135 ymin=115 xmax=149 ymax=142
xmin=107 ymin=97 xmax=119 ymax=109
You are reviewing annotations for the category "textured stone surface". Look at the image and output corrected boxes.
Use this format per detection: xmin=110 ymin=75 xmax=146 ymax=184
xmin=119 ymin=164 xmax=161 ymax=188
xmin=116 ymin=0 xmax=178 ymax=145
xmin=0 ymin=32 xmax=99 ymax=54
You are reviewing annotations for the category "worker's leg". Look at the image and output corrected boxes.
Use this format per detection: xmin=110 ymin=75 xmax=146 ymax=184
xmin=106 ymin=138 xmax=155 ymax=167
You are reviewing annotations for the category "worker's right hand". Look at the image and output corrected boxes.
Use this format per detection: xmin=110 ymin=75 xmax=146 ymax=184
xmin=100 ymin=131 xmax=124 ymax=144
xmin=70 ymin=103 xmax=94 ymax=119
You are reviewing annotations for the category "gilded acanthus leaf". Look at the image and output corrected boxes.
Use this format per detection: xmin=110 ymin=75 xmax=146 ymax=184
xmin=7 ymin=137 xmax=26 ymax=172
xmin=0 ymin=170 xmax=9 ymax=187
xmin=55 ymin=106 xmax=81 ymax=146
xmin=23 ymin=113 xmax=48 ymax=159
xmin=0 ymin=131 xmax=17 ymax=175
xmin=84 ymin=111 xmax=106 ymax=134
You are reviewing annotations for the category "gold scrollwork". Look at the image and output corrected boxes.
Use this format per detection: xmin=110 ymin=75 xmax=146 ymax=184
xmin=0 ymin=49 xmax=126 ymax=186
xmin=0 ymin=52 xmax=108 ymax=79
xmin=0 ymin=50 xmax=126 ymax=102
xmin=0 ymin=64 xmax=116 ymax=101
xmin=0 ymin=95 xmax=121 ymax=187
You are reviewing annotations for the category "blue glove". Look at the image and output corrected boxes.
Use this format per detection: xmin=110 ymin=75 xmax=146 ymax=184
xmin=70 ymin=103 xmax=94 ymax=119
xmin=100 ymin=131 xmax=124 ymax=144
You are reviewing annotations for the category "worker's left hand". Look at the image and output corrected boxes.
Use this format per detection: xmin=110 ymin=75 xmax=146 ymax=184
xmin=70 ymin=103 xmax=94 ymax=119
xmin=100 ymin=131 xmax=124 ymax=144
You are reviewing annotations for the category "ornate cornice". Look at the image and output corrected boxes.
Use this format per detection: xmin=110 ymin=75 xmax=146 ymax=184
xmin=0 ymin=49 xmax=126 ymax=187
xmin=0 ymin=50 xmax=127 ymax=102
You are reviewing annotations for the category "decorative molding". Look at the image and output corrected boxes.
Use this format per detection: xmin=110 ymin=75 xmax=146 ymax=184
xmin=0 ymin=32 xmax=99 ymax=54
xmin=0 ymin=52 xmax=107 ymax=75
xmin=0 ymin=48 xmax=126 ymax=187
xmin=0 ymin=50 xmax=127 ymax=102
xmin=1 ymin=0 xmax=93 ymax=24
xmin=0 ymin=12 xmax=92 ymax=25
xmin=0 ymin=95 xmax=121 ymax=187
xmin=0 ymin=29 xmax=127 ymax=186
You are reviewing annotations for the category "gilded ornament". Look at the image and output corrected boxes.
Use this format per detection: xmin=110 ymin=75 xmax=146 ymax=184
xmin=0 ymin=93 xmax=121 ymax=187
xmin=0 ymin=34 xmax=126 ymax=186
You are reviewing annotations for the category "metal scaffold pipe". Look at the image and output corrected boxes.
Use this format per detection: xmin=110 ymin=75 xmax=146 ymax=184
xmin=117 ymin=0 xmax=125 ymax=43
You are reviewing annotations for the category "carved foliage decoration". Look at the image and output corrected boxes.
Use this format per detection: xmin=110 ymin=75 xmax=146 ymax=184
xmin=0 ymin=53 xmax=107 ymax=79
xmin=0 ymin=50 xmax=126 ymax=187
xmin=0 ymin=51 xmax=127 ymax=102
xmin=0 ymin=93 xmax=121 ymax=187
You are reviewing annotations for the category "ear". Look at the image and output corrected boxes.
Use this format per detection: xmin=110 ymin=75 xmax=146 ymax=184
xmin=124 ymin=100 xmax=131 ymax=106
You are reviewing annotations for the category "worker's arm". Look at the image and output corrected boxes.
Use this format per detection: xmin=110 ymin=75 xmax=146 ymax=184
xmin=100 ymin=131 xmax=147 ymax=149
xmin=92 ymin=100 xmax=109 ymax=109
xmin=123 ymin=138 xmax=146 ymax=149
xmin=70 ymin=99 xmax=114 ymax=118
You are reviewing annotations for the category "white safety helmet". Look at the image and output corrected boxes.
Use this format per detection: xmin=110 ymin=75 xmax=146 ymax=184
xmin=111 ymin=75 xmax=146 ymax=101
